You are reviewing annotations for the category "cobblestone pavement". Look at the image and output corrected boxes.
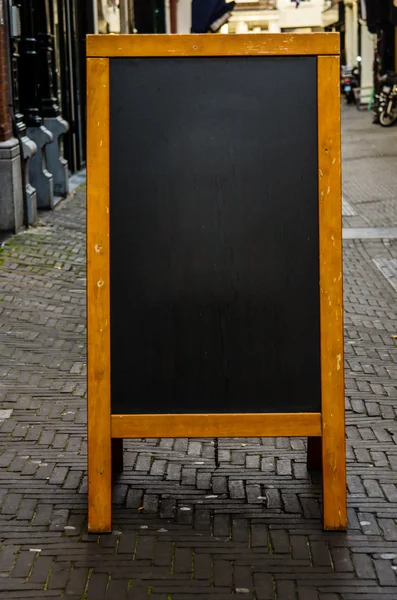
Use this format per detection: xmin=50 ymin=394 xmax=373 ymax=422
xmin=1 ymin=108 xmax=397 ymax=600
xmin=343 ymin=108 xmax=397 ymax=228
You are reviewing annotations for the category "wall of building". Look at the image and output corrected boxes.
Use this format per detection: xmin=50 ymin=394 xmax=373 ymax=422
xmin=177 ymin=0 xmax=191 ymax=33
xmin=1 ymin=0 xmax=99 ymax=231
xmin=0 ymin=0 xmax=24 ymax=232
xmin=97 ymin=0 xmax=120 ymax=32
xmin=230 ymin=0 xmax=327 ymax=34
xmin=278 ymin=0 xmax=324 ymax=31
xmin=0 ymin=0 xmax=12 ymax=142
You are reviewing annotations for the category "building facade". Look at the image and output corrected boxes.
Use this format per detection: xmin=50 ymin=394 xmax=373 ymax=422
xmin=225 ymin=0 xmax=330 ymax=34
xmin=2 ymin=0 xmax=396 ymax=233
xmin=0 ymin=0 xmax=333 ymax=233
xmin=0 ymin=0 xmax=97 ymax=233
xmin=0 ymin=0 xmax=25 ymax=231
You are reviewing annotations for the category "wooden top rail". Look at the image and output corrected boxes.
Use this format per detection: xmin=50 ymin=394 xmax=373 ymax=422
xmin=87 ymin=33 xmax=340 ymax=58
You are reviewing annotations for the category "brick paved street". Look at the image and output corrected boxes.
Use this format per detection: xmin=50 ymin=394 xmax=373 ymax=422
xmin=1 ymin=108 xmax=397 ymax=599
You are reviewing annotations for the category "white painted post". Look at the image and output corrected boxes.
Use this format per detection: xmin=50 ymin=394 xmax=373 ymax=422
xmin=359 ymin=21 xmax=375 ymax=106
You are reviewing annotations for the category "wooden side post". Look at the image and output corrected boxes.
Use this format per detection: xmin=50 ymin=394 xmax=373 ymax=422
xmin=318 ymin=54 xmax=347 ymax=531
xmin=87 ymin=57 xmax=112 ymax=533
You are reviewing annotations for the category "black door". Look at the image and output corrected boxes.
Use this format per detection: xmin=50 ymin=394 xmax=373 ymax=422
xmin=54 ymin=0 xmax=89 ymax=173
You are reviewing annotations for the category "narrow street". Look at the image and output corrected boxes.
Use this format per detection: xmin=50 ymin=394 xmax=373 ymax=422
xmin=0 ymin=108 xmax=397 ymax=599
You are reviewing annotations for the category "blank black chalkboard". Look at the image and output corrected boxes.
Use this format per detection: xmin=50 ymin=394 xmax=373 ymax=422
xmin=109 ymin=56 xmax=320 ymax=415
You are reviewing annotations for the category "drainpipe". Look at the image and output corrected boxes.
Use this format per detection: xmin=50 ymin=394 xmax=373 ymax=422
xmin=170 ymin=0 xmax=177 ymax=33
xmin=120 ymin=0 xmax=129 ymax=33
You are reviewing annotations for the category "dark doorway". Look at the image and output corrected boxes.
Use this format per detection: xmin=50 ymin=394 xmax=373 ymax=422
xmin=54 ymin=0 xmax=94 ymax=173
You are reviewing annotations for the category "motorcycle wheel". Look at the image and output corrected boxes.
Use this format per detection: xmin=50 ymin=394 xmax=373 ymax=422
xmin=379 ymin=111 xmax=397 ymax=127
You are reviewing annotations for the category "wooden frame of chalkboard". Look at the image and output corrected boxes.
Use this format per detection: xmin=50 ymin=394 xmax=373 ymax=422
xmin=86 ymin=34 xmax=345 ymax=533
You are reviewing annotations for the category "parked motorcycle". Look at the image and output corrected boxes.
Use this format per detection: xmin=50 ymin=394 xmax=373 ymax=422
xmin=341 ymin=65 xmax=360 ymax=105
xmin=378 ymin=72 xmax=397 ymax=127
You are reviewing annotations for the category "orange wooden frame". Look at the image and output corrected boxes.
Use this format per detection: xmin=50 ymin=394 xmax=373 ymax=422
xmin=87 ymin=33 xmax=345 ymax=534
xmin=87 ymin=32 xmax=339 ymax=58
xmin=111 ymin=413 xmax=322 ymax=439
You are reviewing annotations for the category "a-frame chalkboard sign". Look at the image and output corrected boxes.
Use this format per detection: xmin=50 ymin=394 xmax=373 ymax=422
xmin=86 ymin=33 xmax=346 ymax=533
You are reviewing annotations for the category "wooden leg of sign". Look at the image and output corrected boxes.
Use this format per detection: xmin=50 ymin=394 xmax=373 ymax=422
xmin=112 ymin=438 xmax=124 ymax=475
xmin=307 ymin=437 xmax=322 ymax=471
xmin=318 ymin=55 xmax=347 ymax=531
xmin=87 ymin=57 xmax=112 ymax=533
xmin=88 ymin=431 xmax=112 ymax=533
xmin=321 ymin=422 xmax=346 ymax=531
